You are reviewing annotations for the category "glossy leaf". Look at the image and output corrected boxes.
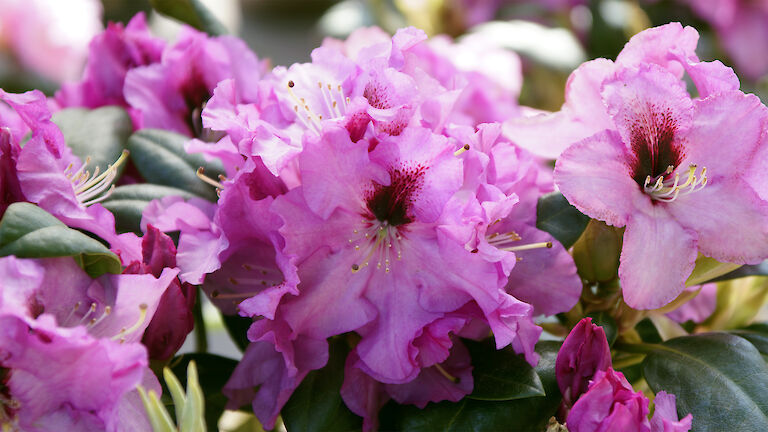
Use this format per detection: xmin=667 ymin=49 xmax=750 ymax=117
xmin=281 ymin=337 xmax=362 ymax=432
xmin=170 ymin=353 xmax=239 ymax=431
xmin=465 ymin=339 xmax=544 ymax=401
xmin=379 ymin=341 xmax=562 ymax=432
xmin=127 ymin=129 xmax=224 ymax=202
xmin=0 ymin=203 xmax=121 ymax=277
xmin=536 ymin=192 xmax=590 ymax=249
xmin=731 ymin=323 xmax=768 ymax=361
xmin=643 ymin=333 xmax=768 ymax=431
xmin=149 ymin=0 xmax=228 ymax=36
xmin=101 ymin=184 xmax=196 ymax=234
xmin=53 ymin=106 xmax=133 ymax=177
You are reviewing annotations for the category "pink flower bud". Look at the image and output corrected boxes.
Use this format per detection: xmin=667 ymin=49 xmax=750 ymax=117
xmin=556 ymin=317 xmax=612 ymax=406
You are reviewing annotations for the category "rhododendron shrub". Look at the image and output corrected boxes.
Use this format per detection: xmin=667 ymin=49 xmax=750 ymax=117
xmin=3 ymin=2 xmax=768 ymax=431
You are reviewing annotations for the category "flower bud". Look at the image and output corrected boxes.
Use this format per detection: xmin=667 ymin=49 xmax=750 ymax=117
xmin=571 ymin=220 xmax=623 ymax=283
xmin=556 ymin=317 xmax=612 ymax=407
xmin=566 ymin=369 xmax=650 ymax=432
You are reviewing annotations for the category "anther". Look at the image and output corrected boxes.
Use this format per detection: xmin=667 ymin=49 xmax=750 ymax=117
xmin=196 ymin=167 xmax=224 ymax=189
xmin=501 ymin=241 xmax=552 ymax=252
xmin=453 ymin=144 xmax=470 ymax=157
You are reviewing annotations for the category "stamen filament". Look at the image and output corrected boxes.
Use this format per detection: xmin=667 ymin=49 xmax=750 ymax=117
xmin=501 ymin=241 xmax=553 ymax=252
xmin=454 ymin=144 xmax=470 ymax=156
xmin=196 ymin=167 xmax=224 ymax=189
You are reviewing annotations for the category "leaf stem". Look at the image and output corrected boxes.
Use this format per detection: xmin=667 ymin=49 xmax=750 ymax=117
xmin=613 ymin=341 xmax=661 ymax=354
xmin=193 ymin=288 xmax=208 ymax=353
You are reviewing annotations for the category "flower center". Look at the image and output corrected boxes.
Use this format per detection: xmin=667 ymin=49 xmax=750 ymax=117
xmin=642 ymin=163 xmax=707 ymax=202
xmin=348 ymin=219 xmax=403 ymax=274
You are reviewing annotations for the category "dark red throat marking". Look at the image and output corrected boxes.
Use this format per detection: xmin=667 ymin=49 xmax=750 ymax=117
xmin=365 ymin=165 xmax=428 ymax=226
xmin=628 ymin=105 xmax=685 ymax=185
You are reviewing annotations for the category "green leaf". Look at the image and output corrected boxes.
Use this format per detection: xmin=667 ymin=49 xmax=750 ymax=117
xmin=709 ymin=260 xmax=768 ymax=283
xmin=127 ymin=129 xmax=224 ymax=202
xmin=101 ymin=184 xmax=197 ymax=234
xmin=170 ymin=353 xmax=239 ymax=432
xmin=586 ymin=311 xmax=618 ymax=346
xmin=281 ymin=337 xmax=362 ymax=432
xmin=0 ymin=203 xmax=121 ymax=277
xmin=730 ymin=323 xmax=768 ymax=361
xmin=465 ymin=339 xmax=544 ymax=401
xmin=139 ymin=386 xmax=177 ymax=432
xmin=379 ymin=341 xmax=562 ymax=432
xmin=536 ymin=192 xmax=590 ymax=249
xmin=643 ymin=333 xmax=768 ymax=431
xmin=53 ymin=106 xmax=133 ymax=177
xmin=149 ymin=0 xmax=228 ymax=36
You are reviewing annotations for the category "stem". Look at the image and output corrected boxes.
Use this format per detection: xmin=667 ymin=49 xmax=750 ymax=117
xmin=193 ymin=288 xmax=208 ymax=353
xmin=612 ymin=354 xmax=646 ymax=369
xmin=613 ymin=341 xmax=661 ymax=355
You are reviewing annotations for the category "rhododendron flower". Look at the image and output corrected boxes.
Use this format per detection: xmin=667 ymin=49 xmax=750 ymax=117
xmin=124 ymin=26 xmax=267 ymax=137
xmin=55 ymin=13 xmax=165 ymax=110
xmin=566 ymin=369 xmax=692 ymax=432
xmin=124 ymin=225 xmax=196 ymax=361
xmin=549 ymin=25 xmax=768 ymax=310
xmin=0 ymin=0 xmax=102 ymax=83
xmin=0 ymin=314 xmax=153 ymax=432
xmin=505 ymin=23 xmax=740 ymax=159
xmin=556 ymin=317 xmax=612 ymax=407
xmin=0 ymin=89 xmax=141 ymax=262
xmin=683 ymin=0 xmax=768 ymax=80
xmin=666 ymin=283 xmax=717 ymax=324
xmin=222 ymin=124 xmax=540 ymax=428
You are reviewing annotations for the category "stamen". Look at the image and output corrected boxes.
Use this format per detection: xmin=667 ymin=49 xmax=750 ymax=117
xmin=196 ymin=167 xmax=224 ymax=189
xmin=644 ymin=164 xmax=707 ymax=202
xmin=349 ymin=221 xmax=403 ymax=274
xmin=454 ymin=144 xmax=470 ymax=157
xmin=434 ymin=363 xmax=459 ymax=383
xmin=500 ymin=241 xmax=552 ymax=252
xmin=111 ymin=303 xmax=148 ymax=342
xmin=67 ymin=151 xmax=129 ymax=206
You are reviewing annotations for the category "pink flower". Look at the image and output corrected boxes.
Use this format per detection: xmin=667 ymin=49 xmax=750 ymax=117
xmin=684 ymin=0 xmax=768 ymax=80
xmin=55 ymin=13 xmax=165 ymax=109
xmin=123 ymin=225 xmax=196 ymax=361
xmin=553 ymin=28 xmax=768 ymax=309
xmin=505 ymin=23 xmax=740 ymax=159
xmin=1 ymin=89 xmax=141 ymax=262
xmin=665 ymin=283 xmax=717 ymax=324
xmin=124 ymin=27 xmax=267 ymax=137
xmin=566 ymin=369 xmax=651 ymax=432
xmin=556 ymin=317 xmax=612 ymax=407
xmin=0 ymin=0 xmax=102 ymax=83
xmin=650 ymin=391 xmax=693 ymax=432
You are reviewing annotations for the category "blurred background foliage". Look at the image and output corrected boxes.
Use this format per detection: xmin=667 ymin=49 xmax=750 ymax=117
xmin=2 ymin=0 xmax=768 ymax=111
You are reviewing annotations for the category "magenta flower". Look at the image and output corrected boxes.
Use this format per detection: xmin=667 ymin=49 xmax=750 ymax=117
xmin=55 ymin=12 xmax=165 ymax=109
xmin=124 ymin=225 xmax=196 ymax=361
xmin=684 ymin=0 xmax=768 ymax=80
xmin=650 ymin=391 xmax=693 ymax=432
xmin=554 ymin=63 xmax=768 ymax=309
xmin=566 ymin=368 xmax=651 ymax=432
xmin=124 ymin=27 xmax=267 ymax=137
xmin=0 ymin=313 xmax=154 ymax=431
xmin=505 ymin=23 xmax=740 ymax=159
xmin=227 ymin=125 xmax=540 ymax=428
xmin=556 ymin=317 xmax=612 ymax=407
xmin=0 ymin=89 xmax=141 ymax=262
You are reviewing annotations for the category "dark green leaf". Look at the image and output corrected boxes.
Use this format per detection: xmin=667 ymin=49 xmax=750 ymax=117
xmin=220 ymin=314 xmax=252 ymax=353
xmin=536 ymin=192 xmax=590 ymax=249
xmin=379 ymin=341 xmax=562 ymax=432
xmin=127 ymin=129 xmax=224 ymax=202
xmin=0 ymin=203 xmax=121 ymax=277
xmin=149 ymin=0 xmax=228 ymax=36
xmin=282 ymin=337 xmax=362 ymax=432
xmin=586 ymin=311 xmax=618 ymax=346
xmin=169 ymin=353 xmax=239 ymax=431
xmin=465 ymin=339 xmax=544 ymax=401
xmin=643 ymin=333 xmax=768 ymax=431
xmin=635 ymin=318 xmax=662 ymax=344
xmin=731 ymin=323 xmax=768 ymax=361
xmin=101 ymin=184 xmax=196 ymax=234
xmin=53 ymin=106 xmax=133 ymax=176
